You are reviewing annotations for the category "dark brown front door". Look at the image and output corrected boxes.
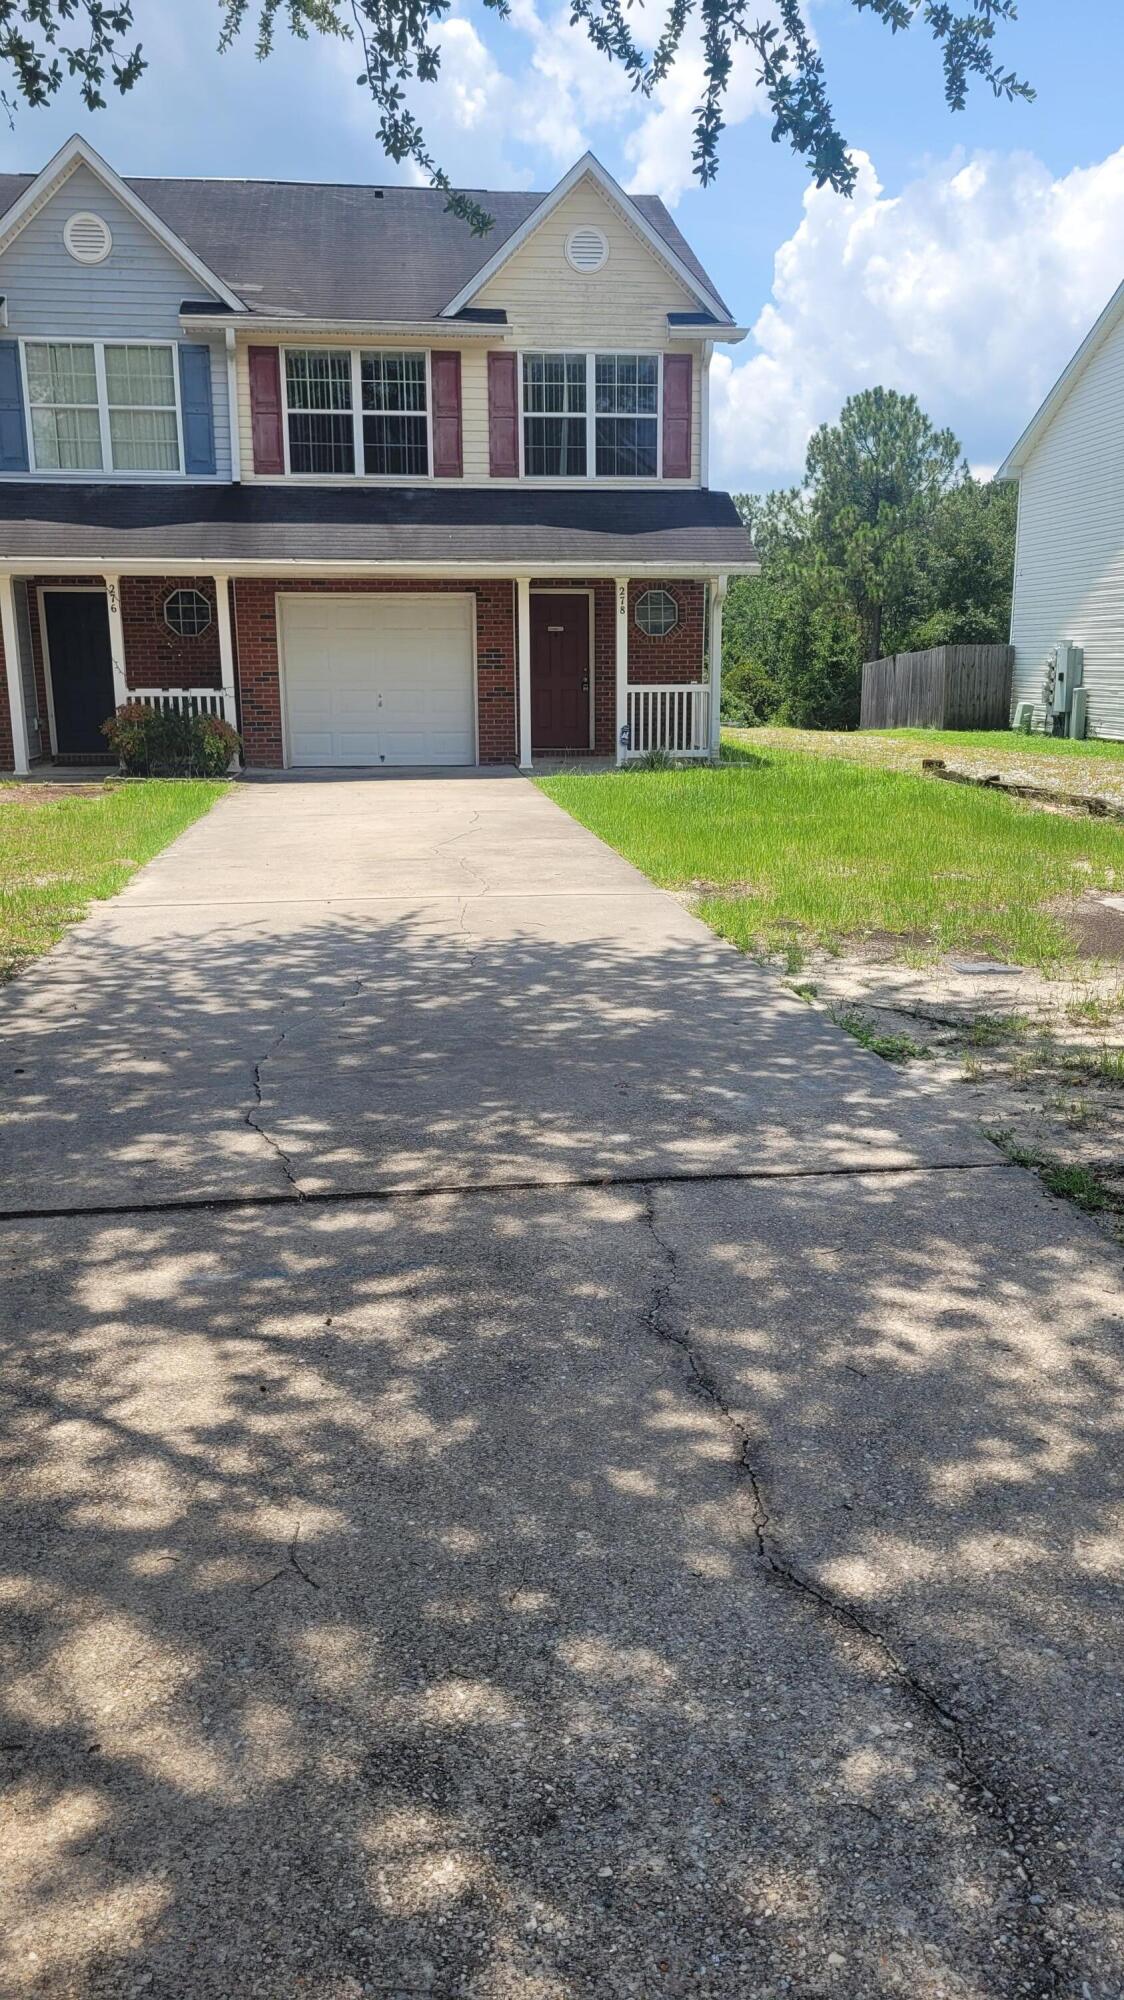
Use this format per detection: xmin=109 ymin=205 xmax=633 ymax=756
xmin=531 ymin=593 xmax=590 ymax=750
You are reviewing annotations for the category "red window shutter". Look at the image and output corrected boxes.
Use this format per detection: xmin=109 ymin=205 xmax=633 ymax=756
xmin=662 ymin=352 xmax=692 ymax=480
xmin=249 ymin=346 xmax=284 ymax=475
xmin=430 ymin=350 xmax=463 ymax=478
xmin=488 ymin=351 xmax=519 ymax=478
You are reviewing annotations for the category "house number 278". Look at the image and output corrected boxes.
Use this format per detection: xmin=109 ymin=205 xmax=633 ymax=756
xmin=618 ymin=585 xmax=626 ymax=616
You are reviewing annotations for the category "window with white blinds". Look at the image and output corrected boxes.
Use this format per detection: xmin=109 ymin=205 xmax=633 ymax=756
xmin=24 ymin=339 xmax=183 ymax=474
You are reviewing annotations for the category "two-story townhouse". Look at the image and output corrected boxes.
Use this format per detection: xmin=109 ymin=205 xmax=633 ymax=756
xmin=0 ymin=135 xmax=755 ymax=775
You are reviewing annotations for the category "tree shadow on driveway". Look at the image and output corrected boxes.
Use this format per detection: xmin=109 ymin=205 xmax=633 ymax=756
xmin=0 ymin=893 xmax=1121 ymax=1996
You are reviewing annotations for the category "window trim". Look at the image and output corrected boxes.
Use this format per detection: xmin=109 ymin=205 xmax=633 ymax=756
xmin=20 ymin=336 xmax=185 ymax=480
xmin=280 ymin=344 xmax=434 ymax=483
xmin=517 ymin=350 xmax=665 ymax=484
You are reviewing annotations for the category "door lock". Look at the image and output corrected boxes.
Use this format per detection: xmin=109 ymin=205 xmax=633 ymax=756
xmin=581 ymin=678 xmax=589 ymax=692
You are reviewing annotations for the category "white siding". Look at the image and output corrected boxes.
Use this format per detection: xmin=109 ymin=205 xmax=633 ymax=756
xmin=0 ymin=162 xmax=230 ymax=480
xmin=1011 ymin=308 xmax=1124 ymax=739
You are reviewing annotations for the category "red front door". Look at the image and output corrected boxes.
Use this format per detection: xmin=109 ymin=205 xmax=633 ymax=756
xmin=531 ymin=594 xmax=590 ymax=750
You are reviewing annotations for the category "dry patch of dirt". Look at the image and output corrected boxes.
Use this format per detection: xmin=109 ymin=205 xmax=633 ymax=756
xmin=1 ymin=780 xmax=111 ymax=805
xmin=787 ymin=942 xmax=1124 ymax=1244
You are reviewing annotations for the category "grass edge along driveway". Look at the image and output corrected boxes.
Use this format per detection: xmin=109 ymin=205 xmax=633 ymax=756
xmin=1 ymin=778 xmax=227 ymax=981
xmin=536 ymin=746 xmax=1124 ymax=971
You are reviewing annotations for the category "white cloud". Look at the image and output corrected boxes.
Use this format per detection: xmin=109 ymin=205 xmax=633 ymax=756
xmin=623 ymin=21 xmax=772 ymax=206
xmin=711 ymin=143 xmax=1124 ymax=491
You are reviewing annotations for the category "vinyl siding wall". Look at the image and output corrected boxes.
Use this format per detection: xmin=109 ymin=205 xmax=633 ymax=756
xmin=1011 ymin=309 xmax=1124 ymax=739
xmin=0 ymin=161 xmax=230 ymax=480
xmin=234 ymin=181 xmax=705 ymax=487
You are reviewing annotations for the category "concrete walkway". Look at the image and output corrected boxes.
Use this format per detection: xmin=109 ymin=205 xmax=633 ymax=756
xmin=1 ymin=772 xmax=1122 ymax=1998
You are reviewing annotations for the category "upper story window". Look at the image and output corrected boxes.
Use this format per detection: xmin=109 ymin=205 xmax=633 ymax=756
xmin=523 ymin=353 xmax=587 ymax=477
xmin=283 ymin=347 xmax=430 ymax=478
xmin=25 ymin=339 xmax=182 ymax=475
xmin=595 ymin=354 xmax=658 ymax=477
xmin=362 ymin=352 xmax=427 ymax=476
xmin=521 ymin=352 xmax=661 ymax=479
xmin=285 ymin=350 xmax=354 ymax=475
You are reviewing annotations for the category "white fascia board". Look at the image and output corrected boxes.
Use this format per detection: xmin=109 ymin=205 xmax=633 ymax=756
xmin=440 ymin=151 xmax=730 ymax=324
xmin=997 ymin=274 xmax=1124 ymax=479
xmin=0 ymin=133 xmax=246 ymax=312
xmin=181 ymin=313 xmax=511 ymax=341
xmin=0 ymin=555 xmax=761 ymax=579
xmin=666 ymin=320 xmax=747 ymax=343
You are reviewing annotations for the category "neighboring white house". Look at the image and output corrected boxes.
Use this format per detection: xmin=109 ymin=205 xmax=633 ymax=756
xmin=1000 ymin=282 xmax=1124 ymax=739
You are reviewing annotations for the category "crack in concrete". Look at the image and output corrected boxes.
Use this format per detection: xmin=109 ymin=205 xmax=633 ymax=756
xmin=0 ymin=1156 xmax=1006 ymax=1225
xmin=245 ymin=1030 xmax=305 ymax=1201
xmin=635 ymin=1182 xmax=1073 ymax=2000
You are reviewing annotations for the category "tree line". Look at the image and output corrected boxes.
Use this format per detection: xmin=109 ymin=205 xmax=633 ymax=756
xmin=722 ymin=387 xmax=1018 ymax=730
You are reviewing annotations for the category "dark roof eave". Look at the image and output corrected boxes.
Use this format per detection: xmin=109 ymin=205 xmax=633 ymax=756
xmin=0 ymin=481 xmax=756 ymax=570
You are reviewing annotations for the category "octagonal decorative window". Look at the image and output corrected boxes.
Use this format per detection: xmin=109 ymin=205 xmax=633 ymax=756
xmin=164 ymin=588 xmax=212 ymax=639
xmin=634 ymin=588 xmax=679 ymax=638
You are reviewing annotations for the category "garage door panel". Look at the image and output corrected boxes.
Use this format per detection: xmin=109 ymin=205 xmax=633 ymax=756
xmin=280 ymin=595 xmax=476 ymax=768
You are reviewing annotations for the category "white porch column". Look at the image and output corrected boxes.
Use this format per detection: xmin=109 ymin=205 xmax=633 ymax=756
xmin=516 ymin=574 xmax=532 ymax=770
xmin=708 ymin=573 xmax=727 ymax=760
xmin=614 ymin=576 xmax=629 ymax=766
xmin=213 ymin=573 xmax=237 ymax=719
xmin=0 ymin=573 xmax=29 ymax=775
xmin=103 ymin=574 xmax=129 ymax=711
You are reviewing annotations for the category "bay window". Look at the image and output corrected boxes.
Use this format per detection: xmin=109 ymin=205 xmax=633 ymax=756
xmin=283 ymin=347 xmax=430 ymax=477
xmin=25 ymin=339 xmax=183 ymax=474
xmin=521 ymin=352 xmax=662 ymax=477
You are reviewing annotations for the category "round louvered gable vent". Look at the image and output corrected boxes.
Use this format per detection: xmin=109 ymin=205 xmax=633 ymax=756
xmin=63 ymin=211 xmax=113 ymax=265
xmin=565 ymin=226 xmax=608 ymax=274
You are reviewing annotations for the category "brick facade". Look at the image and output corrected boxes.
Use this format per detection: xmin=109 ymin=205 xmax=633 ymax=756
xmin=0 ymin=569 xmax=708 ymax=769
xmin=231 ymin=577 xmax=518 ymax=769
xmin=120 ymin=577 xmax=223 ymax=689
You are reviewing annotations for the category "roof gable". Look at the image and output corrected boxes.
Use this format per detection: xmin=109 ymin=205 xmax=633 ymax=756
xmin=441 ymin=154 xmax=731 ymax=322
xmin=999 ymin=276 xmax=1124 ymax=478
xmin=0 ymin=150 xmax=733 ymax=329
xmin=0 ymin=135 xmax=243 ymax=310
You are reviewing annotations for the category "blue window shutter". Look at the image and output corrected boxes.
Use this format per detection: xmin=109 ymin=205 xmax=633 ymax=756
xmin=0 ymin=340 xmax=29 ymax=474
xmin=178 ymin=342 xmax=216 ymax=477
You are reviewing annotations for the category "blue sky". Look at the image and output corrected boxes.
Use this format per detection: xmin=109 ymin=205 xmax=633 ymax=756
xmin=2 ymin=0 xmax=1121 ymax=491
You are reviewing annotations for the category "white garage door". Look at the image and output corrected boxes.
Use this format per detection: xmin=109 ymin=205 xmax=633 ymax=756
xmin=280 ymin=594 xmax=476 ymax=767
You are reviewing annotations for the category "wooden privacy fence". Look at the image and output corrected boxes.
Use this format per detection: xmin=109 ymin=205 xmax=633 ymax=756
xmin=860 ymin=645 xmax=1013 ymax=731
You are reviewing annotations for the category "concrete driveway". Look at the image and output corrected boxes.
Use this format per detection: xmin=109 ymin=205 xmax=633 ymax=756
xmin=1 ymin=772 xmax=1122 ymax=1999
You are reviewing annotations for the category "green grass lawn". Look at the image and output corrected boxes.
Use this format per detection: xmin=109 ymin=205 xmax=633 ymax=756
xmin=0 ymin=779 xmax=226 ymax=980
xmin=537 ymin=747 xmax=1124 ymax=969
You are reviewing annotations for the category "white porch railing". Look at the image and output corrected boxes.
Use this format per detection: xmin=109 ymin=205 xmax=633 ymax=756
xmin=131 ymin=687 xmax=235 ymax=722
xmin=624 ymin=683 xmax=710 ymax=759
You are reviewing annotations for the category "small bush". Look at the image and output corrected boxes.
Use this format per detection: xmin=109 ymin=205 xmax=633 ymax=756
xmin=103 ymin=702 xmax=240 ymax=777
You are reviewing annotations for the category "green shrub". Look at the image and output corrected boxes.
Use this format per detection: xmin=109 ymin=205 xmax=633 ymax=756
xmin=103 ymin=701 xmax=240 ymax=777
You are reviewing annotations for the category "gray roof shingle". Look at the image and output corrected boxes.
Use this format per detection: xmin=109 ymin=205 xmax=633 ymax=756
xmin=0 ymin=482 xmax=755 ymax=568
xmin=0 ymin=173 xmax=730 ymax=322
